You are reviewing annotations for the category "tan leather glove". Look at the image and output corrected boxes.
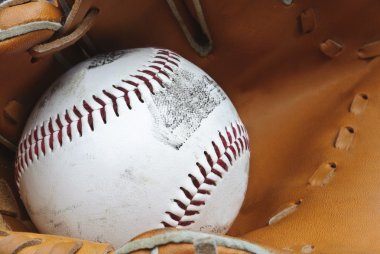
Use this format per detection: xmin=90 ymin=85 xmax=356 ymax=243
xmin=0 ymin=230 xmax=113 ymax=254
xmin=0 ymin=0 xmax=61 ymax=55
xmin=0 ymin=228 xmax=284 ymax=254
xmin=2 ymin=0 xmax=380 ymax=253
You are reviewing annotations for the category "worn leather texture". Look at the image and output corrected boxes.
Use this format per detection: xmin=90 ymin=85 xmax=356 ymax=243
xmin=1 ymin=0 xmax=380 ymax=253
xmin=0 ymin=1 xmax=62 ymax=54
xmin=0 ymin=230 xmax=114 ymax=254
xmin=0 ymin=0 xmax=63 ymax=147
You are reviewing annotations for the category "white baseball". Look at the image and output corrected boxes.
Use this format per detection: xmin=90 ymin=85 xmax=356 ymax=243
xmin=16 ymin=48 xmax=250 ymax=247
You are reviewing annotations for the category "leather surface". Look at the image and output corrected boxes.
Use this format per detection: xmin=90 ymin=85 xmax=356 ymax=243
xmin=1 ymin=0 xmax=380 ymax=253
xmin=0 ymin=0 xmax=63 ymax=145
xmin=0 ymin=1 xmax=62 ymax=54
xmin=0 ymin=230 xmax=114 ymax=254
xmin=120 ymin=229 xmax=272 ymax=254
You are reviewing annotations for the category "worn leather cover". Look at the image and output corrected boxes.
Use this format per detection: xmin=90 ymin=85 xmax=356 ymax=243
xmin=1 ymin=0 xmax=380 ymax=253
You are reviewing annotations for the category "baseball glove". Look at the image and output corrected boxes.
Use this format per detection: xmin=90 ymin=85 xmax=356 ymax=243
xmin=1 ymin=0 xmax=380 ymax=253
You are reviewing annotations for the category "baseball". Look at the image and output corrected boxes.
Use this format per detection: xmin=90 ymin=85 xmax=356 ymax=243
xmin=15 ymin=48 xmax=250 ymax=247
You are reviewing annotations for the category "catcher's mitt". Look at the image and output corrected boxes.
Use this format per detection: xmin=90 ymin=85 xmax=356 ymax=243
xmin=1 ymin=0 xmax=380 ymax=253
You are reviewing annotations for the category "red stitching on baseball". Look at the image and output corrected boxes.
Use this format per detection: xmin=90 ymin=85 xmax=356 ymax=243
xmin=174 ymin=199 xmax=187 ymax=210
xmin=211 ymin=168 xmax=222 ymax=178
xmin=219 ymin=132 xmax=227 ymax=148
xmin=179 ymin=221 xmax=194 ymax=227
xmin=189 ymin=174 xmax=200 ymax=188
xmin=161 ymin=221 xmax=172 ymax=227
xmin=212 ymin=142 xmax=220 ymax=158
xmin=48 ymin=118 xmax=54 ymax=134
xmin=49 ymin=132 xmax=54 ymax=151
xmin=15 ymin=49 xmax=180 ymax=187
xmin=134 ymin=89 xmax=144 ymax=103
xmin=198 ymin=189 xmax=210 ymax=195
xmin=56 ymin=115 xmax=63 ymax=129
xmin=154 ymin=56 xmax=179 ymax=66
xmin=185 ymin=210 xmax=199 ymax=216
xmin=41 ymin=138 xmax=46 ymax=155
xmin=102 ymin=90 xmax=119 ymax=116
xmin=157 ymin=49 xmax=180 ymax=59
xmin=138 ymin=70 xmax=165 ymax=88
xmin=112 ymin=85 xmax=132 ymax=110
xmin=161 ymin=122 xmax=250 ymax=228
xmin=64 ymin=110 xmax=72 ymax=123
xmin=226 ymin=128 xmax=233 ymax=143
xmin=83 ymin=100 xmax=94 ymax=131
xmin=92 ymin=95 xmax=107 ymax=123
xmin=217 ymin=159 xmax=228 ymax=171
xmin=196 ymin=162 xmax=207 ymax=177
xmin=232 ymin=124 xmax=237 ymax=138
xmin=229 ymin=144 xmax=237 ymax=160
xmin=122 ymin=80 xmax=138 ymax=87
xmin=33 ymin=128 xmax=38 ymax=142
xmin=166 ymin=212 xmax=181 ymax=221
xmin=204 ymin=178 xmax=216 ymax=186
xmin=132 ymin=75 xmax=155 ymax=94
xmin=204 ymin=151 xmax=213 ymax=167
xmin=34 ymin=143 xmax=38 ymax=158
xmin=149 ymin=62 xmax=170 ymax=78
xmin=235 ymin=141 xmax=241 ymax=155
xmin=58 ymin=129 xmax=63 ymax=146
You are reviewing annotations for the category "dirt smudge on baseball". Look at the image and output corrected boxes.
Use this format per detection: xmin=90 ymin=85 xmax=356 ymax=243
xmin=148 ymin=68 xmax=226 ymax=149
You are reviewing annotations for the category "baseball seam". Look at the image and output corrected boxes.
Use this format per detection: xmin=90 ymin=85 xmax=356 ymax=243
xmin=161 ymin=122 xmax=250 ymax=228
xmin=15 ymin=49 xmax=180 ymax=187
